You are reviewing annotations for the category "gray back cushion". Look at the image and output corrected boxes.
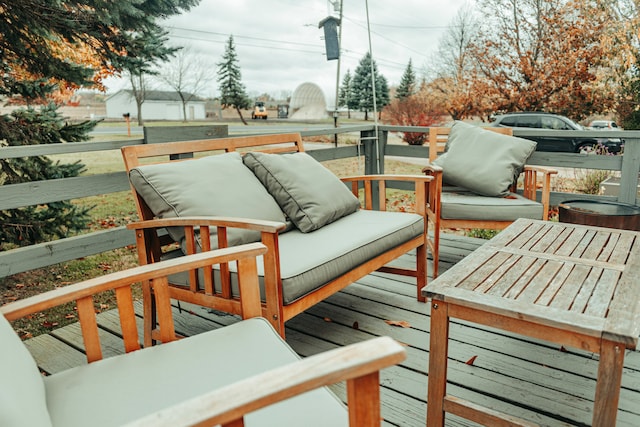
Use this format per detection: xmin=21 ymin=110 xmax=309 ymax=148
xmin=129 ymin=152 xmax=286 ymax=247
xmin=0 ymin=315 xmax=53 ymax=427
xmin=243 ymin=152 xmax=360 ymax=232
xmin=432 ymin=121 xmax=537 ymax=197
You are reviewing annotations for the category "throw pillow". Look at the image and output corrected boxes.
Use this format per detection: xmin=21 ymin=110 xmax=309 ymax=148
xmin=243 ymin=152 xmax=360 ymax=232
xmin=129 ymin=152 xmax=287 ymax=248
xmin=432 ymin=121 xmax=537 ymax=196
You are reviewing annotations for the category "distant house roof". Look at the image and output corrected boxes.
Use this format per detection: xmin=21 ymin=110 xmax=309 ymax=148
xmin=108 ymin=89 xmax=206 ymax=102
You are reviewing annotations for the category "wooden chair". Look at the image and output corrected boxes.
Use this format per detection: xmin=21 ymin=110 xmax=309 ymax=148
xmin=423 ymin=126 xmax=557 ymax=277
xmin=0 ymin=243 xmax=406 ymax=427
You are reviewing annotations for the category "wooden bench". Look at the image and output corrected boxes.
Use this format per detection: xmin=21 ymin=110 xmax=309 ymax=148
xmin=121 ymin=133 xmax=431 ymax=342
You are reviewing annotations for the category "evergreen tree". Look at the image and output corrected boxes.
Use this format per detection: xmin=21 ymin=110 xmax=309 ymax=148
xmin=217 ymin=36 xmax=252 ymax=125
xmin=396 ymin=59 xmax=416 ymax=99
xmin=0 ymin=0 xmax=198 ymax=247
xmin=123 ymin=27 xmax=180 ymax=126
xmin=350 ymin=53 xmax=390 ymax=120
xmin=338 ymin=70 xmax=353 ymax=119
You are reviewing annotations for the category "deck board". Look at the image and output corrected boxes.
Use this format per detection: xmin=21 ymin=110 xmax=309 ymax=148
xmin=22 ymin=233 xmax=640 ymax=426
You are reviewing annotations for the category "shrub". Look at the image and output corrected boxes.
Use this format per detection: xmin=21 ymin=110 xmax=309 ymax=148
xmin=382 ymin=95 xmax=443 ymax=145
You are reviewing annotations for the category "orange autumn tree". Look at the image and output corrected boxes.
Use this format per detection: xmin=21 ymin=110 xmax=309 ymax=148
xmin=467 ymin=0 xmax=620 ymax=119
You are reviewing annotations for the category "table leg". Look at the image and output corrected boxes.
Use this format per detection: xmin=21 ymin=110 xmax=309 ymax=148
xmin=427 ymin=299 xmax=450 ymax=427
xmin=592 ymin=339 xmax=624 ymax=427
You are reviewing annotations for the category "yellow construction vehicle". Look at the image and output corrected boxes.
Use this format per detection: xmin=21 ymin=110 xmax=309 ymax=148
xmin=251 ymin=101 xmax=268 ymax=120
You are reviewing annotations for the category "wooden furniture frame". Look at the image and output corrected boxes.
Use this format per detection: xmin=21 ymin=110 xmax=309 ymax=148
xmin=423 ymin=127 xmax=557 ymax=277
xmin=422 ymin=218 xmax=640 ymax=427
xmin=2 ymin=243 xmax=406 ymax=427
xmin=122 ymin=133 xmax=431 ymax=343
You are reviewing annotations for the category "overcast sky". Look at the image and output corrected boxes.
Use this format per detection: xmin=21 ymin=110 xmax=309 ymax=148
xmin=105 ymin=0 xmax=470 ymax=105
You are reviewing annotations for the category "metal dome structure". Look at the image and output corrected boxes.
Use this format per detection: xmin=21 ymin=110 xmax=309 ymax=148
xmin=289 ymin=82 xmax=328 ymax=120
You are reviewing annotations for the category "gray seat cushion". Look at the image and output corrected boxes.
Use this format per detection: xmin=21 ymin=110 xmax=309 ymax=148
xmin=0 ymin=315 xmax=52 ymax=427
xmin=44 ymin=318 xmax=347 ymax=427
xmin=440 ymin=189 xmax=543 ymax=221
xmin=169 ymin=209 xmax=424 ymax=304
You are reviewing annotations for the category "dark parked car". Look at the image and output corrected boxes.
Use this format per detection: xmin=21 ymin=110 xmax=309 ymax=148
xmin=490 ymin=112 xmax=624 ymax=154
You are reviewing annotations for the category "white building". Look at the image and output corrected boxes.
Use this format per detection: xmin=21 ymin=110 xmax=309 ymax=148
xmin=105 ymin=90 xmax=207 ymax=121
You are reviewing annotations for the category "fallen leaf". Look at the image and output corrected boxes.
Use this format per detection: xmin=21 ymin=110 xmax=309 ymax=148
xmin=385 ymin=320 xmax=411 ymax=328
xmin=465 ymin=355 xmax=478 ymax=365
xmin=323 ymin=317 xmax=332 ymax=323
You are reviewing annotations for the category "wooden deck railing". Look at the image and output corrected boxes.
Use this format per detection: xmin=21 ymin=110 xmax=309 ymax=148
xmin=1 ymin=123 xmax=639 ymax=279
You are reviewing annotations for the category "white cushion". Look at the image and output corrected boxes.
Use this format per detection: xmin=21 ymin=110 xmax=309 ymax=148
xmin=0 ymin=315 xmax=52 ymax=427
xmin=44 ymin=318 xmax=347 ymax=427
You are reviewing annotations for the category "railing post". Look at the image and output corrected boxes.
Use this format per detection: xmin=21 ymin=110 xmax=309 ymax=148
xmin=619 ymin=137 xmax=640 ymax=205
xmin=361 ymin=130 xmax=378 ymax=175
xmin=359 ymin=129 xmax=388 ymax=210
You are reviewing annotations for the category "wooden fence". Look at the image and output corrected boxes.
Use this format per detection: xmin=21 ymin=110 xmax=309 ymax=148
xmin=1 ymin=124 xmax=638 ymax=279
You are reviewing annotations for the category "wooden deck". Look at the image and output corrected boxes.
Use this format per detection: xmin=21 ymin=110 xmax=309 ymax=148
xmin=23 ymin=233 xmax=640 ymax=427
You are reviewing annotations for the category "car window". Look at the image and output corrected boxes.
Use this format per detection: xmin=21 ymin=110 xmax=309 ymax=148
xmin=516 ymin=116 xmax=539 ymax=128
xmin=541 ymin=117 xmax=570 ymax=130
xmin=499 ymin=117 xmax=517 ymax=127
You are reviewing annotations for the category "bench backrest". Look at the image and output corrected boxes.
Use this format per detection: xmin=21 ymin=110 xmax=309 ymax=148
xmin=121 ymin=133 xmax=304 ymax=221
xmin=428 ymin=126 xmax=513 ymax=162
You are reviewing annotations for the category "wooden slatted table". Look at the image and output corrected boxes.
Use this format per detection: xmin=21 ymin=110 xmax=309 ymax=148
xmin=422 ymin=218 xmax=640 ymax=427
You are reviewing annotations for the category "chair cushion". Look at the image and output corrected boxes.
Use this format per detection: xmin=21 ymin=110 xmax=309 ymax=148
xmin=440 ymin=189 xmax=543 ymax=221
xmin=169 ymin=209 xmax=425 ymax=304
xmin=129 ymin=152 xmax=287 ymax=246
xmin=0 ymin=315 xmax=53 ymax=427
xmin=432 ymin=121 xmax=537 ymax=197
xmin=44 ymin=318 xmax=348 ymax=427
xmin=243 ymin=152 xmax=360 ymax=233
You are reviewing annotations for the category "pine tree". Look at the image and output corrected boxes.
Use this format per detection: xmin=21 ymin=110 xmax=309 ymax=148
xmin=338 ymin=70 xmax=353 ymax=118
xmin=350 ymin=53 xmax=389 ymax=121
xmin=396 ymin=59 xmax=416 ymax=99
xmin=217 ymin=36 xmax=252 ymax=125
xmin=0 ymin=0 xmax=198 ymax=247
xmin=123 ymin=27 xmax=180 ymax=126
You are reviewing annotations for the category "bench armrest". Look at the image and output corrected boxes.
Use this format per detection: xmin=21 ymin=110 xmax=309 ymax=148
xmin=125 ymin=336 xmax=406 ymax=427
xmin=341 ymin=174 xmax=432 ymax=215
xmin=1 ymin=244 xmax=268 ymax=361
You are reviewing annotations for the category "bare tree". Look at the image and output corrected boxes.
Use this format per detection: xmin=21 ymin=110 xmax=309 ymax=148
xmin=428 ymin=2 xmax=480 ymax=120
xmin=159 ymin=46 xmax=213 ymax=121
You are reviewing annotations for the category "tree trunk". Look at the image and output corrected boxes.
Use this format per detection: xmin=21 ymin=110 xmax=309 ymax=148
xmin=236 ymin=106 xmax=248 ymax=125
xmin=136 ymin=101 xmax=144 ymax=126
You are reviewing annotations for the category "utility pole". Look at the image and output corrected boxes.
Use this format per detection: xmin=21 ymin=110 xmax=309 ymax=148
xmin=320 ymin=0 xmax=343 ymax=147
xmin=332 ymin=0 xmax=343 ymax=147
